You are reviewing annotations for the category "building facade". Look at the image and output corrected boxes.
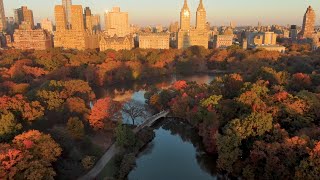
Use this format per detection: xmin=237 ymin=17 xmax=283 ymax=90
xmin=290 ymin=25 xmax=298 ymax=41
xmin=213 ymin=35 xmax=233 ymax=49
xmin=139 ymin=33 xmax=170 ymax=49
xmin=263 ymin=31 xmax=277 ymax=45
xmin=71 ymin=5 xmax=84 ymax=30
xmin=177 ymin=0 xmax=209 ymax=49
xmin=54 ymin=5 xmax=99 ymax=50
xmin=0 ymin=0 xmax=6 ymax=31
xmin=21 ymin=6 xmax=34 ymax=29
xmin=41 ymin=18 xmax=53 ymax=33
xmin=299 ymin=6 xmax=315 ymax=39
xmin=213 ymin=28 xmax=233 ymax=49
xmin=84 ymin=7 xmax=101 ymax=33
xmin=13 ymin=29 xmax=52 ymax=50
xmin=100 ymin=35 xmax=134 ymax=51
xmin=254 ymin=45 xmax=286 ymax=53
xmin=105 ymin=7 xmax=130 ymax=37
xmin=312 ymin=32 xmax=320 ymax=51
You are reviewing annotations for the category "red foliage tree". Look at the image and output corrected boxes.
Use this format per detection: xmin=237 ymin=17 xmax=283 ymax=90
xmin=88 ymin=97 xmax=121 ymax=130
xmin=290 ymin=73 xmax=312 ymax=91
xmin=173 ymin=80 xmax=187 ymax=90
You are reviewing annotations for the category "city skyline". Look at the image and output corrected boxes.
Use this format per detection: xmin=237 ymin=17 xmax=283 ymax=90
xmin=4 ymin=0 xmax=320 ymax=26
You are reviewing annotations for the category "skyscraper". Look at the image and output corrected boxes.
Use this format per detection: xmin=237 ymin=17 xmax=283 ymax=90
xmin=54 ymin=4 xmax=99 ymax=50
xmin=14 ymin=6 xmax=34 ymax=29
xmin=71 ymin=5 xmax=84 ymax=30
xmin=0 ymin=0 xmax=6 ymax=31
xmin=299 ymin=6 xmax=316 ymax=39
xmin=84 ymin=7 xmax=92 ymax=31
xmin=180 ymin=0 xmax=190 ymax=31
xmin=55 ymin=5 xmax=67 ymax=31
xmin=105 ymin=7 xmax=130 ymax=37
xmin=196 ymin=0 xmax=206 ymax=30
xmin=62 ymin=0 xmax=72 ymax=28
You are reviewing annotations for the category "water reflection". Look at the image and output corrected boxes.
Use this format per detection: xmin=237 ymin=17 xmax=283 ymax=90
xmin=93 ymin=74 xmax=215 ymax=125
xmin=128 ymin=119 xmax=217 ymax=180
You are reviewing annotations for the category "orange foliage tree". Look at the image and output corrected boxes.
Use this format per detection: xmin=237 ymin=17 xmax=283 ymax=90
xmin=0 ymin=130 xmax=62 ymax=179
xmin=88 ymin=97 xmax=121 ymax=130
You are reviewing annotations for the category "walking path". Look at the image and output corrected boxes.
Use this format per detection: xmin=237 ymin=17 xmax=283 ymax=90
xmin=79 ymin=110 xmax=170 ymax=180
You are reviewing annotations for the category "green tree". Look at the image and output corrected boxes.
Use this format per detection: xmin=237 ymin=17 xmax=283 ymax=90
xmin=67 ymin=117 xmax=85 ymax=139
xmin=115 ymin=124 xmax=136 ymax=149
xmin=0 ymin=112 xmax=22 ymax=142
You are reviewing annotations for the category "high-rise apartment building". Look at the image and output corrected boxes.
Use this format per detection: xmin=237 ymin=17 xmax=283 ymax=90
xmin=14 ymin=8 xmax=23 ymax=25
xmin=177 ymin=0 xmax=209 ymax=49
xmin=91 ymin=14 xmax=101 ymax=32
xmin=0 ymin=0 xmax=6 ymax=31
xmin=14 ymin=6 xmax=34 ymax=29
xmin=105 ymin=7 xmax=130 ymax=37
xmin=55 ymin=5 xmax=67 ymax=31
xmin=41 ymin=18 xmax=53 ymax=33
xmin=299 ymin=6 xmax=316 ymax=39
xmin=21 ymin=6 xmax=34 ymax=29
xmin=196 ymin=0 xmax=206 ymax=30
xmin=54 ymin=4 xmax=99 ymax=50
xmin=62 ymin=0 xmax=72 ymax=28
xmin=83 ymin=7 xmax=101 ymax=33
xmin=263 ymin=32 xmax=277 ymax=45
xmin=290 ymin=25 xmax=298 ymax=41
xmin=71 ymin=5 xmax=84 ymax=30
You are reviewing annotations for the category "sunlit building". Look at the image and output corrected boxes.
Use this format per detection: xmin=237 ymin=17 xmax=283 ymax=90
xmin=105 ymin=7 xmax=130 ymax=37
xmin=139 ymin=33 xmax=170 ymax=49
xmin=19 ymin=6 xmax=34 ymax=29
xmin=312 ymin=32 xmax=320 ymax=51
xmin=177 ymin=0 xmax=209 ymax=49
xmin=0 ymin=0 xmax=6 ymax=31
xmin=213 ymin=27 xmax=233 ymax=49
xmin=299 ymin=6 xmax=315 ymax=39
xmin=54 ymin=5 xmax=99 ymax=50
xmin=84 ymin=7 xmax=101 ymax=33
xmin=100 ymin=35 xmax=134 ymax=51
xmin=13 ymin=29 xmax=52 ymax=50
xmin=41 ymin=18 xmax=53 ymax=33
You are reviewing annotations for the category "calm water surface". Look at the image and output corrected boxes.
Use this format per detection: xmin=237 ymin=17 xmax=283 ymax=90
xmin=128 ymin=119 xmax=217 ymax=180
xmin=98 ymin=74 xmax=218 ymax=179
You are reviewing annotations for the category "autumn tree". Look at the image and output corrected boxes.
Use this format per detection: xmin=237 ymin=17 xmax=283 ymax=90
xmin=0 ymin=130 xmax=62 ymax=179
xmin=0 ymin=112 xmax=22 ymax=142
xmin=67 ymin=117 xmax=85 ymax=139
xmin=88 ymin=97 xmax=121 ymax=130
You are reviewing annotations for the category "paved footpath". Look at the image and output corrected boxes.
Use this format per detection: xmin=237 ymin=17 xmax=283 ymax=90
xmin=79 ymin=143 xmax=118 ymax=180
xmin=79 ymin=110 xmax=169 ymax=180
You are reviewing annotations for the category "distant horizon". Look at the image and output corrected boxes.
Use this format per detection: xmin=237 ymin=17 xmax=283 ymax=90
xmin=3 ymin=0 xmax=320 ymax=27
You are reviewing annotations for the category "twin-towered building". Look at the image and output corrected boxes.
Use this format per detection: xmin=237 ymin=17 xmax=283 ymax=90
xmin=178 ymin=0 xmax=209 ymax=49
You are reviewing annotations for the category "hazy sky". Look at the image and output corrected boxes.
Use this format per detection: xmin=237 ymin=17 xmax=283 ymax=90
xmin=3 ymin=0 xmax=320 ymax=26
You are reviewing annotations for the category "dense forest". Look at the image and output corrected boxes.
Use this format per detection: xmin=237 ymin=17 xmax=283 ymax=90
xmin=0 ymin=43 xmax=319 ymax=179
xmin=145 ymin=45 xmax=320 ymax=179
